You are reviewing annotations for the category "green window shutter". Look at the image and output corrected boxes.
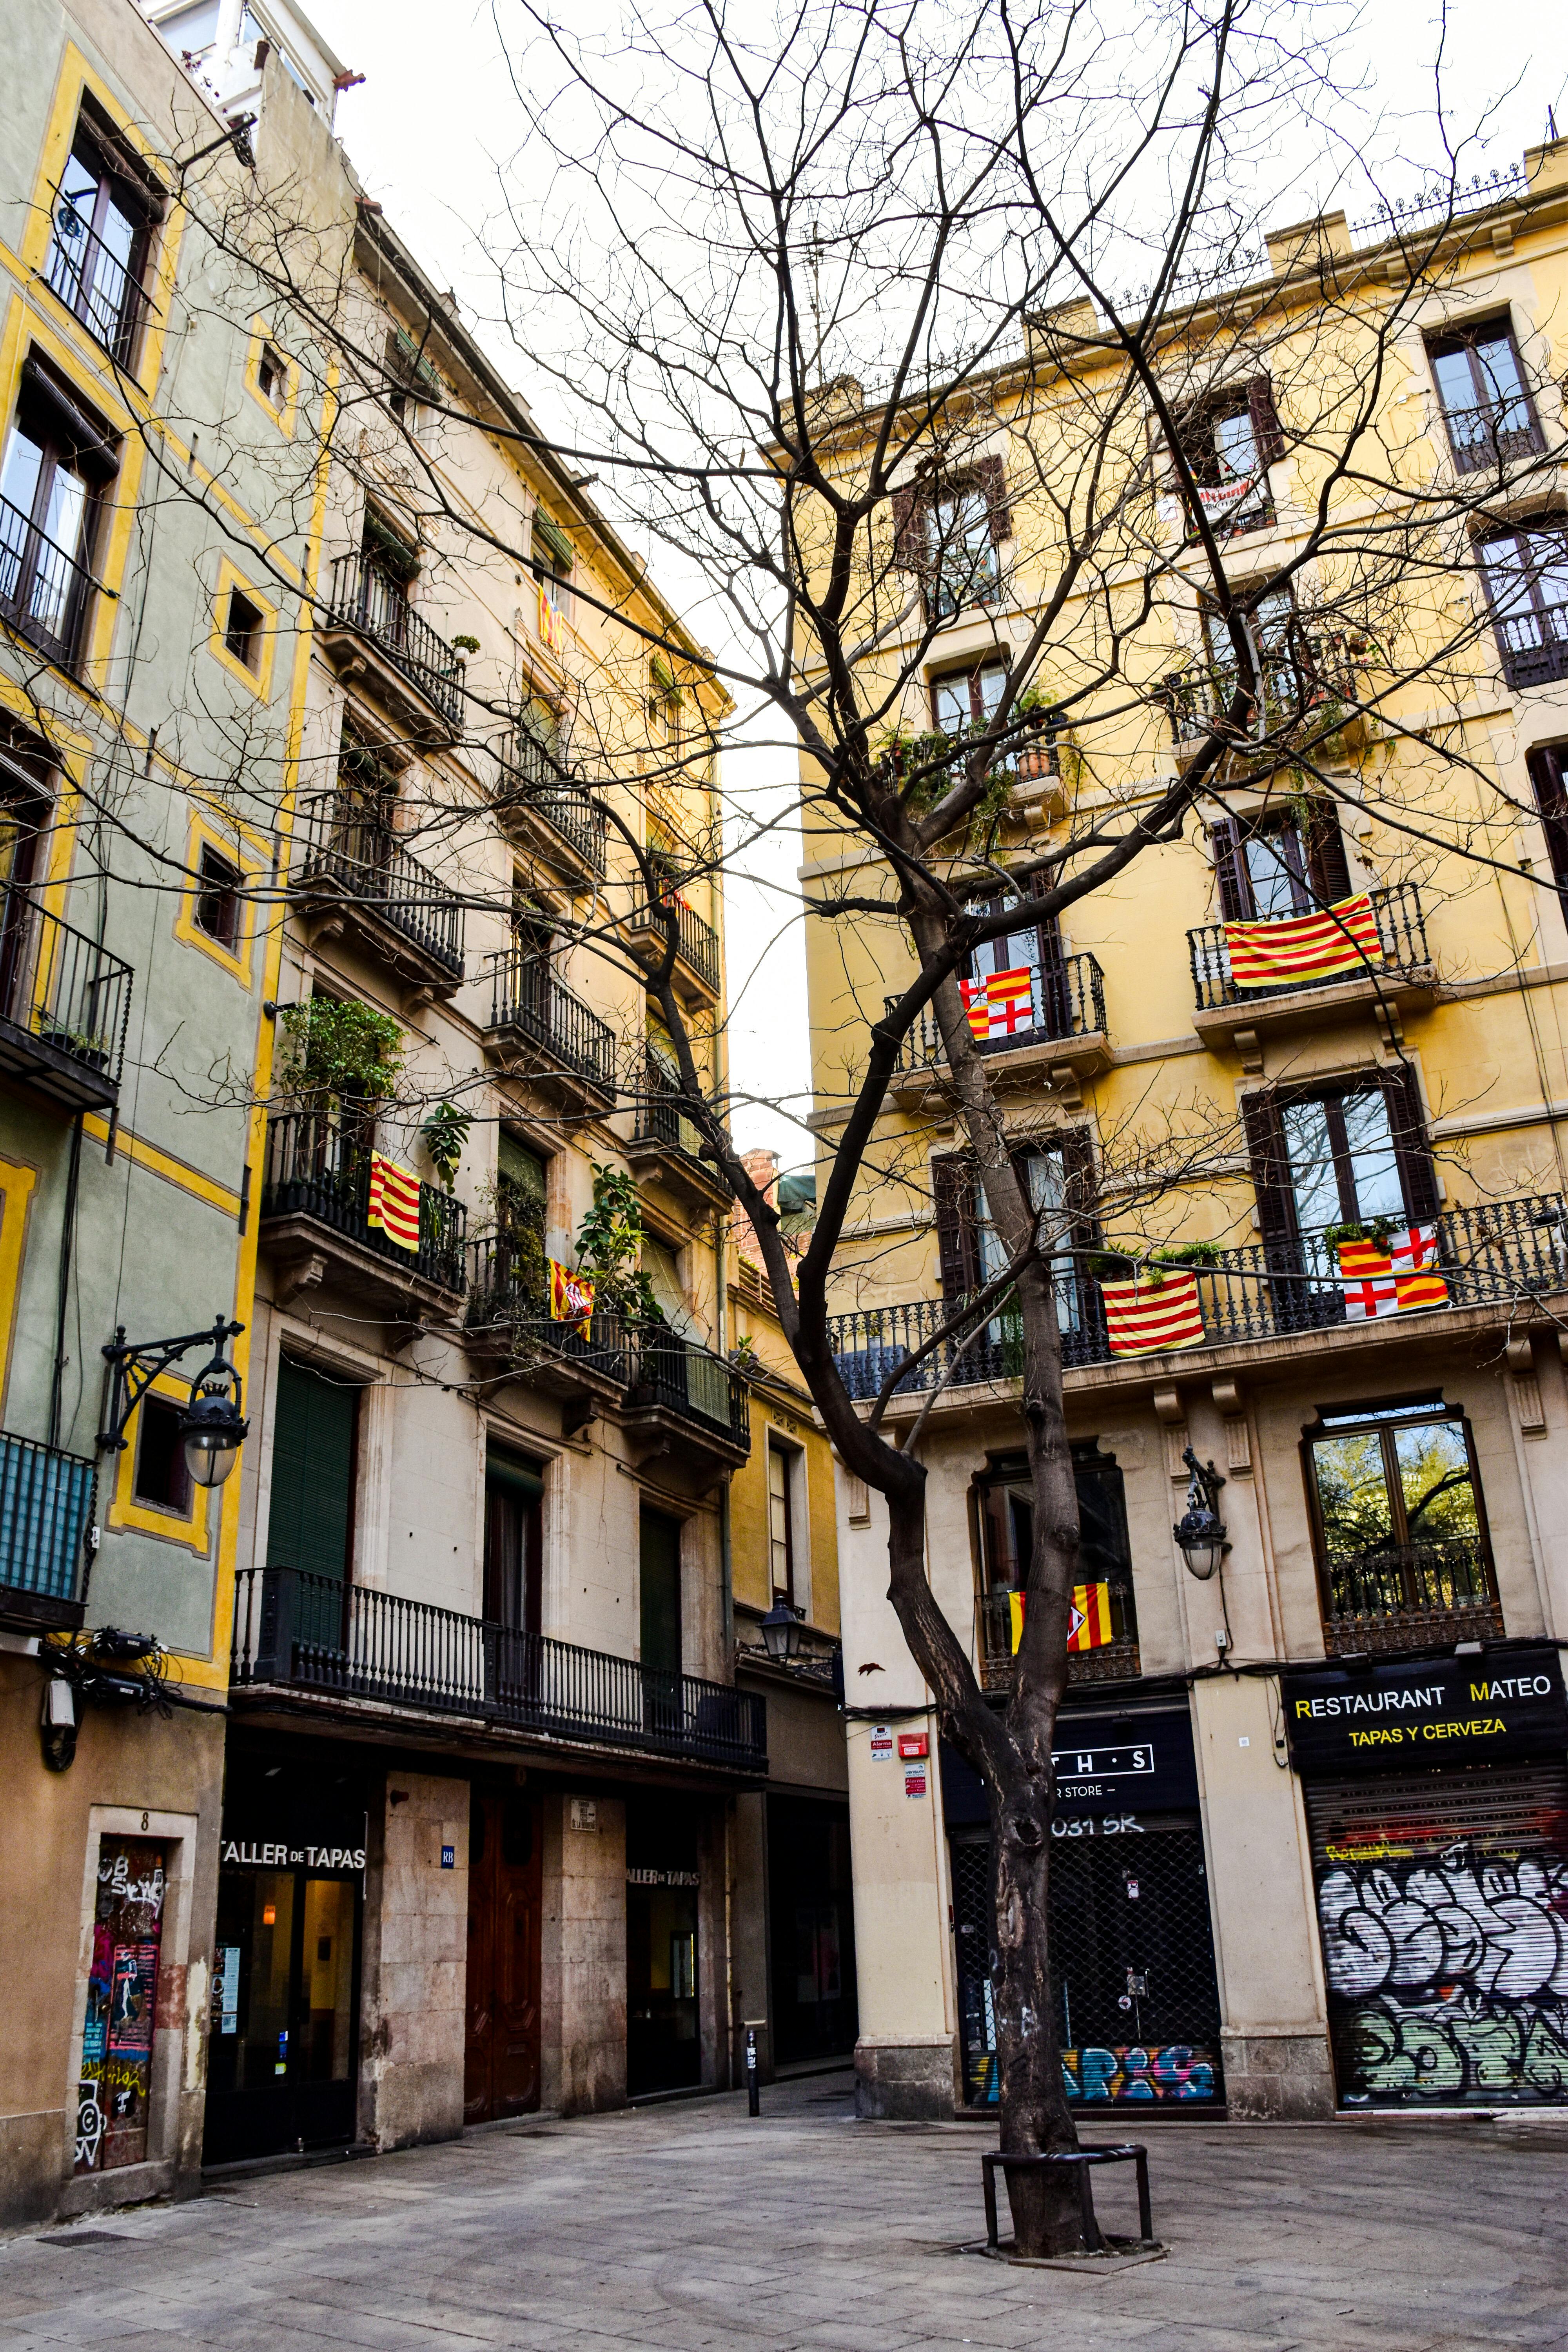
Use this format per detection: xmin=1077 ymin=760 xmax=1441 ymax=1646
xmin=639 ymin=1508 xmax=682 ymax=1678
xmin=532 ymin=512 xmax=575 ymax=571
xmin=268 ymin=1358 xmax=357 ymax=1583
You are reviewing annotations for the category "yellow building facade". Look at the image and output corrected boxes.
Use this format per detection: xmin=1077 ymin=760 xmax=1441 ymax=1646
xmin=802 ymin=140 xmax=1568 ymax=2120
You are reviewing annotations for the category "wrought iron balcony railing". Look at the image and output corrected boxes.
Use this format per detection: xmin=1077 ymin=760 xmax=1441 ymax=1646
xmin=1439 ymin=397 xmax=1547 ymax=476
xmin=1187 ymin=882 xmax=1429 ymax=1011
xmin=976 ymin=1588 xmax=1139 ymax=1692
xmin=324 ymin=554 xmax=465 ymax=728
xmin=887 ymin=952 xmax=1107 ymax=1070
xmin=232 ymin=1564 xmax=766 ymax=1771
xmin=44 ymin=189 xmax=151 ymax=364
xmin=495 ymin=732 xmax=608 ymax=875
xmin=261 ymin=1113 xmax=468 ymax=1292
xmin=486 ymin=947 xmax=617 ymax=1099
xmin=296 ymin=788 xmax=465 ymax=977
xmin=640 ymin=887 xmax=721 ymax=994
xmin=1161 ymin=636 xmax=1364 ymax=746
xmin=1495 ymin=598 xmax=1568 ymax=694
xmin=633 ymin=1056 xmax=711 ymax=1161
xmin=0 ymin=1430 xmax=96 ymax=1617
xmin=0 ymin=493 xmax=94 ymax=671
xmin=1321 ymin=1537 xmax=1502 ymax=1658
xmin=0 ymin=888 xmax=132 ymax=1098
xmin=826 ymin=1194 xmax=1568 ymax=1397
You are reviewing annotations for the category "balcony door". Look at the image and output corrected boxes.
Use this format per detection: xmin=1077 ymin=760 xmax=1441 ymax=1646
xmin=1210 ymin=799 xmax=1352 ymax=922
xmin=0 ymin=368 xmax=112 ymax=668
xmin=483 ymin=1448 xmax=543 ymax=1710
xmin=0 ymin=752 xmax=47 ymax=1027
xmin=267 ymin=1358 xmax=357 ymax=1661
xmin=640 ymin=1507 xmax=682 ymax=1740
xmin=1243 ymin=1071 xmax=1439 ymax=1328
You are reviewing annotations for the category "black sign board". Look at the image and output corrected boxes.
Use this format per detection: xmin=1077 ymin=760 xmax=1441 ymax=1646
xmin=1282 ymin=1647 xmax=1568 ymax=1775
xmin=940 ymin=1703 xmax=1199 ymax=1828
xmin=220 ymin=1804 xmax=368 ymax=1874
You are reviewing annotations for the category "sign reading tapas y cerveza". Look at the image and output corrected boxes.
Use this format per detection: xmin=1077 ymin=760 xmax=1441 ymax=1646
xmin=1281 ymin=1648 xmax=1568 ymax=1772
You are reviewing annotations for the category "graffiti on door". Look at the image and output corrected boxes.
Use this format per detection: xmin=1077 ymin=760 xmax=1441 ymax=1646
xmin=76 ymin=1837 xmax=167 ymax=2172
xmin=1318 ymin=1842 xmax=1568 ymax=2103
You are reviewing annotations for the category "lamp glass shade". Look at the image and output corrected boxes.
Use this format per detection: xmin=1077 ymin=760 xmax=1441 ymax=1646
xmin=1178 ymin=1534 xmax=1225 ymax=1579
xmin=180 ymin=1395 xmax=248 ymax=1490
xmin=760 ymin=1601 xmax=801 ymax=1660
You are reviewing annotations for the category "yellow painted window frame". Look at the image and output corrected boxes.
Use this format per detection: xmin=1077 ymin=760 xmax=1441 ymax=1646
xmin=209 ymin=555 xmax=279 ymax=702
xmin=172 ymin=808 xmax=268 ymax=989
xmin=243 ymin=317 xmax=300 ymax=439
xmin=105 ymin=1370 xmax=213 ymax=1556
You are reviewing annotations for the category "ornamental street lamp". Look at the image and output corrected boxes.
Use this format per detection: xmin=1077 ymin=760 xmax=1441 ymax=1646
xmin=760 ymin=1599 xmax=804 ymax=1660
xmin=1173 ymin=1445 xmax=1229 ymax=1579
xmin=99 ymin=1316 xmax=250 ymax=1492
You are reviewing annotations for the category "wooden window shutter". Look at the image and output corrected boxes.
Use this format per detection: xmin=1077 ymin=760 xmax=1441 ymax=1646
xmin=891 ymin=487 xmax=925 ymax=572
xmin=1247 ymin=374 xmax=1286 ymax=467
xmin=1241 ymin=1091 xmax=1299 ymax=1248
xmin=1303 ymin=800 xmax=1353 ymax=904
xmin=975 ymin=455 xmax=1013 ymax=545
xmin=269 ymin=1357 xmax=357 ymax=1583
xmin=1526 ymin=744 xmax=1568 ymax=898
xmin=1210 ymin=818 xmax=1249 ymax=921
xmin=1382 ymin=1067 xmax=1441 ymax=1223
xmin=933 ymin=1154 xmax=981 ymax=1303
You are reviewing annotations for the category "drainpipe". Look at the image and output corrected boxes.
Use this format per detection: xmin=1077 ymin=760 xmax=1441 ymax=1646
xmin=714 ymin=1207 xmax=734 ymax=1656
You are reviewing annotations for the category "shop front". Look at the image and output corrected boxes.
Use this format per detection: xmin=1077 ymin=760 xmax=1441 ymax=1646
xmin=1284 ymin=1647 xmax=1568 ymax=2110
xmin=944 ymin=1697 xmax=1225 ymax=2112
xmin=203 ymin=1788 xmax=367 ymax=2165
xmin=626 ymin=1794 xmax=702 ymax=2096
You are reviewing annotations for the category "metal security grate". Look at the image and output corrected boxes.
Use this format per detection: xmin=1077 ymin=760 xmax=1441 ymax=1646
xmin=952 ymin=1818 xmax=1224 ymax=2111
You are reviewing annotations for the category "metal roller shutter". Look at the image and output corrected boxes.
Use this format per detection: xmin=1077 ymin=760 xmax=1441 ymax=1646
xmin=1305 ymin=1762 xmax=1568 ymax=2109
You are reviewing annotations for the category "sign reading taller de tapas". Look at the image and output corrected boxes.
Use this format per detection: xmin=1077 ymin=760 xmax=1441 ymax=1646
xmin=1282 ymin=1648 xmax=1568 ymax=1773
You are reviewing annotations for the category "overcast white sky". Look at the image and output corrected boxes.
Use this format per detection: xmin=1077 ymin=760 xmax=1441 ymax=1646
xmin=300 ymin=0 xmax=1567 ymax=1172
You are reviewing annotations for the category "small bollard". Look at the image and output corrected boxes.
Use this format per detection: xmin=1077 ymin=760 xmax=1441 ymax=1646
xmin=745 ymin=2026 xmax=760 ymax=2116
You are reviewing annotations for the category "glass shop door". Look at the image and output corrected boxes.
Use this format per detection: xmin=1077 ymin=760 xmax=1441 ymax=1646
xmin=203 ymin=1864 xmax=361 ymax=2163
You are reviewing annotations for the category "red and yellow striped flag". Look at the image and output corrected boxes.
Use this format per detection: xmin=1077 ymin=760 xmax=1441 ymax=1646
xmin=1100 ymin=1269 xmax=1205 ymax=1356
xmin=1225 ymin=893 xmax=1381 ymax=991
xmin=367 ymin=1154 xmax=421 ymax=1251
xmin=548 ymin=1258 xmax=595 ymax=1338
xmin=1008 ymin=1583 xmax=1115 ymax=1654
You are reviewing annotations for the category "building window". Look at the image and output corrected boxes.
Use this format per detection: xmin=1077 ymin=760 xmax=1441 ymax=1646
xmin=933 ymin=1138 xmax=1102 ymax=1359
xmin=1526 ymin=740 xmax=1568 ymax=902
xmin=224 ymin=584 xmax=263 ymax=671
xmin=533 ymin=512 xmax=575 ymax=622
xmin=1303 ymin=1398 xmax=1501 ymax=1651
xmin=193 ymin=843 xmax=243 ymax=952
xmin=0 ymin=369 xmax=113 ymax=670
xmin=44 ymin=121 xmax=154 ymax=364
xmin=973 ymin=1442 xmax=1137 ymax=1689
xmin=1480 ymin=521 xmax=1568 ymax=693
xmin=1209 ymin=797 xmax=1352 ymax=921
xmin=255 ymin=341 xmax=287 ymax=408
xmin=1175 ymin=377 xmax=1283 ymax=534
xmin=893 ymin=459 xmax=1009 ymax=623
xmin=133 ymin=1396 xmax=192 ymax=1515
xmin=1427 ymin=319 xmax=1544 ymax=474
xmin=768 ymin=1439 xmax=798 ymax=1606
xmin=1243 ymin=1071 xmax=1438 ymax=1255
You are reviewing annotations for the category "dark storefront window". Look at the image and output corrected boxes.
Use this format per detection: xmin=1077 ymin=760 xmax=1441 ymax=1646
xmin=1303 ymin=1397 xmax=1502 ymax=1651
xmin=626 ymin=1795 xmax=702 ymax=2096
xmin=767 ymin=1796 xmax=857 ymax=2064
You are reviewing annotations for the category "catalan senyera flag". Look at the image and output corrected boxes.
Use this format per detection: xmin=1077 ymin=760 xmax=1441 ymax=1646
xmin=1008 ymin=1583 xmax=1114 ymax=1655
xmin=1337 ymin=1224 xmax=1447 ymax=1320
xmin=1100 ymin=1269 xmax=1205 ymax=1357
xmin=548 ymin=1258 xmax=595 ymax=1338
xmin=537 ymin=578 xmax=559 ymax=653
xmin=367 ymin=1154 xmax=421 ymax=1252
xmin=1225 ymin=893 xmax=1381 ymax=992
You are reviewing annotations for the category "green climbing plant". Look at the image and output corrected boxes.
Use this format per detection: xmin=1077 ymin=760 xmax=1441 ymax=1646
xmin=573 ymin=1162 xmax=661 ymax=1320
xmin=278 ymin=998 xmax=405 ymax=1104
xmin=421 ymin=1101 xmax=472 ymax=1192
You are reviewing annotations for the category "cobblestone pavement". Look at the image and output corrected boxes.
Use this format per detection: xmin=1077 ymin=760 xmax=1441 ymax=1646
xmin=4 ymin=2072 xmax=1568 ymax=2352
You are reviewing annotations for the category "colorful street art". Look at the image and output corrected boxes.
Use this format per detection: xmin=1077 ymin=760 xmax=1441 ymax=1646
xmin=76 ymin=1837 xmax=166 ymax=2174
xmin=1318 ymin=1839 xmax=1568 ymax=2105
xmin=964 ymin=2043 xmax=1220 ymax=2105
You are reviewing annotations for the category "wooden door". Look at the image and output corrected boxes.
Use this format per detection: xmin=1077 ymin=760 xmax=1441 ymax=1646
xmin=464 ymin=1790 xmax=542 ymax=2122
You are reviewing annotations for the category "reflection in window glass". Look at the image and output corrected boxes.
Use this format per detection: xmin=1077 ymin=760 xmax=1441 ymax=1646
xmin=1339 ymin=1091 xmax=1403 ymax=1220
xmin=1281 ymin=1100 xmax=1340 ymax=1230
xmin=1392 ymin=1418 xmax=1479 ymax=1548
xmin=1312 ymin=1431 xmax=1396 ymax=1558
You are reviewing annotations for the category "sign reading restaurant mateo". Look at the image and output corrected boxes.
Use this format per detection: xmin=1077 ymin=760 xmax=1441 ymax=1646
xmin=1282 ymin=1648 xmax=1568 ymax=1772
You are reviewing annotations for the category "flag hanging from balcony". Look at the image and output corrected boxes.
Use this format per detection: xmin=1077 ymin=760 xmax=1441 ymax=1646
xmin=367 ymin=1155 xmax=421 ymax=1252
xmin=1007 ymin=1583 xmax=1114 ymax=1653
xmin=960 ymin=966 xmax=1035 ymax=1042
xmin=537 ymin=579 xmax=560 ymax=653
xmin=1099 ymin=1269 xmax=1205 ymax=1356
xmin=1336 ymin=1224 xmax=1447 ymax=1319
xmin=548 ymin=1258 xmax=595 ymax=1338
xmin=1225 ymin=893 xmax=1380 ymax=991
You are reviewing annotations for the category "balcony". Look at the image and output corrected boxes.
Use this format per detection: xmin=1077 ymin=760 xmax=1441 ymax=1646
xmin=483 ymin=947 xmax=617 ymax=1115
xmin=319 ymin=554 xmax=465 ymax=739
xmin=260 ymin=1112 xmax=468 ymax=1313
xmin=0 ymin=891 xmax=132 ymax=1111
xmin=1320 ymin=1538 xmax=1502 ymax=1659
xmin=466 ymin=1240 xmax=750 ymax=1465
xmin=825 ymin=1193 xmax=1568 ymax=1404
xmin=0 ymin=494 xmax=94 ymax=672
xmin=1162 ymin=637 xmax=1368 ymax=769
xmin=292 ymin=788 xmax=465 ymax=995
xmin=1440 ymin=398 xmax=1547 ymax=479
xmin=1187 ymin=882 xmax=1435 ymax=1058
xmin=626 ymin=1056 xmax=730 ymax=1215
xmin=44 ymin=190 xmax=151 ymax=366
xmin=231 ymin=1564 xmax=767 ymax=1773
xmin=626 ymin=886 xmax=722 ymax=1008
xmin=976 ymin=1588 xmax=1139 ymax=1694
xmin=494 ymin=733 xmax=608 ymax=886
xmin=1495 ymin=599 xmax=1568 ymax=695
xmin=887 ymin=952 xmax=1109 ymax=1107
xmin=0 ymin=1430 xmax=96 ymax=1632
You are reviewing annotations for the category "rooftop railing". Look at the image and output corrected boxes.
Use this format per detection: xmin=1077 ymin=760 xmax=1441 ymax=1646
xmin=232 ymin=1564 xmax=767 ymax=1771
xmin=1187 ymin=882 xmax=1429 ymax=1011
xmin=324 ymin=554 xmax=465 ymax=729
xmin=296 ymin=788 xmax=465 ymax=977
xmin=0 ymin=494 xmax=94 ymax=671
xmin=495 ymin=733 xmax=608 ymax=875
xmin=485 ymin=946 xmax=617 ymax=1099
xmin=261 ymin=1112 xmax=468 ymax=1292
xmin=1351 ymin=166 xmax=1530 ymax=242
xmin=0 ymin=1430 xmax=96 ymax=1613
xmin=826 ymin=1194 xmax=1568 ymax=1397
xmin=0 ymin=888 xmax=132 ymax=1094
xmin=887 ymin=951 xmax=1107 ymax=1070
